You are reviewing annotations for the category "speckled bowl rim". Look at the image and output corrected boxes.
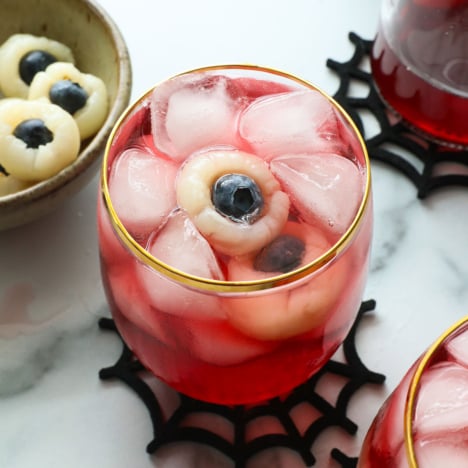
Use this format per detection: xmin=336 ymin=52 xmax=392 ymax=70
xmin=0 ymin=0 xmax=132 ymax=213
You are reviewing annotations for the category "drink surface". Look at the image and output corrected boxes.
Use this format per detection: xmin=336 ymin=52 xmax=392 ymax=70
xmin=105 ymin=71 xmax=366 ymax=280
xmin=358 ymin=322 xmax=468 ymax=467
xmin=98 ymin=67 xmax=372 ymax=404
xmin=371 ymin=0 xmax=468 ymax=147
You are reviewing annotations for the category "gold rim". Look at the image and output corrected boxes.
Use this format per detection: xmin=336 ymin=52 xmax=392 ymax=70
xmin=101 ymin=64 xmax=371 ymax=293
xmin=404 ymin=315 xmax=468 ymax=466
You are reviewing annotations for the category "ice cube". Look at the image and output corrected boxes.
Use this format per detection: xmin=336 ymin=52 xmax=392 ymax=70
xmin=97 ymin=196 xmax=129 ymax=268
xmin=239 ymin=90 xmax=345 ymax=159
xmin=445 ymin=328 xmax=468 ymax=369
xmin=191 ymin=320 xmax=276 ymax=366
xmin=415 ymin=362 xmax=468 ymax=437
xmin=163 ymin=314 xmax=276 ymax=366
xmin=409 ymin=435 xmax=468 ymax=468
xmin=370 ymin=368 xmax=414 ymax=461
xmin=109 ymin=259 xmax=271 ymax=366
xmin=228 ymin=76 xmax=293 ymax=101
xmin=108 ymin=147 xmax=178 ymax=242
xmin=150 ymin=73 xmax=240 ymax=161
xmin=137 ymin=209 xmax=224 ymax=319
xmin=270 ymin=153 xmax=363 ymax=235
xmin=108 ymin=262 xmax=167 ymax=340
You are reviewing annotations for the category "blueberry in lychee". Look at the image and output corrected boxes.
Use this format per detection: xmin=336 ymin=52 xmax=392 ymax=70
xmin=19 ymin=50 xmax=57 ymax=85
xmin=211 ymin=173 xmax=264 ymax=223
xmin=254 ymin=235 xmax=305 ymax=273
xmin=13 ymin=118 xmax=53 ymax=148
xmin=49 ymin=79 xmax=88 ymax=115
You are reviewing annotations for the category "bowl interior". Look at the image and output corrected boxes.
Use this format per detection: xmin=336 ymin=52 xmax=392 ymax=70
xmin=0 ymin=0 xmax=132 ymax=229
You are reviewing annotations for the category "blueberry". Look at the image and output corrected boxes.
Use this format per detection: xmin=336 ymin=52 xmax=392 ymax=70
xmin=19 ymin=50 xmax=57 ymax=85
xmin=211 ymin=173 xmax=263 ymax=223
xmin=13 ymin=119 xmax=53 ymax=148
xmin=254 ymin=235 xmax=305 ymax=273
xmin=49 ymin=80 xmax=88 ymax=115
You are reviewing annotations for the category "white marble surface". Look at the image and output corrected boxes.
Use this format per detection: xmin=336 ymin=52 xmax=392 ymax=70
xmin=2 ymin=1 xmax=468 ymax=467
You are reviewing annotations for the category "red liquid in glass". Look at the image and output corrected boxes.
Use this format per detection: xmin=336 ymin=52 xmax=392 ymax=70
xmin=371 ymin=1 xmax=468 ymax=147
xmin=98 ymin=70 xmax=372 ymax=405
xmin=358 ymin=322 xmax=468 ymax=467
xmin=101 ymin=259 xmax=349 ymax=404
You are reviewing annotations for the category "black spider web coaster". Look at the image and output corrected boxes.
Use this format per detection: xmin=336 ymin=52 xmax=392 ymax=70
xmin=98 ymin=299 xmax=384 ymax=468
xmin=327 ymin=32 xmax=468 ymax=199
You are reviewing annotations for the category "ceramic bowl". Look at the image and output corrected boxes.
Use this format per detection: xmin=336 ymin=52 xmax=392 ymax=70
xmin=0 ymin=0 xmax=132 ymax=230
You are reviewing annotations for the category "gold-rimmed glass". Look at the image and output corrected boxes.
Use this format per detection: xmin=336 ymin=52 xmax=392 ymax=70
xmin=358 ymin=315 xmax=468 ymax=467
xmin=97 ymin=65 xmax=373 ymax=404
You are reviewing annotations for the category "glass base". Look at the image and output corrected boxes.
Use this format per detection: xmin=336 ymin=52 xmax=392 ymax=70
xmin=98 ymin=299 xmax=384 ymax=467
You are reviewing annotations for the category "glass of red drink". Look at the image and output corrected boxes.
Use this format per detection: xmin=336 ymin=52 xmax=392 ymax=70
xmin=97 ymin=65 xmax=372 ymax=405
xmin=371 ymin=0 xmax=468 ymax=148
xmin=358 ymin=315 xmax=468 ymax=467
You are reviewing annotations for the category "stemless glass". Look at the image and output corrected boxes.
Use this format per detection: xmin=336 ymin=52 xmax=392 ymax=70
xmin=371 ymin=0 xmax=468 ymax=148
xmin=358 ymin=315 xmax=468 ymax=467
xmin=97 ymin=65 xmax=373 ymax=405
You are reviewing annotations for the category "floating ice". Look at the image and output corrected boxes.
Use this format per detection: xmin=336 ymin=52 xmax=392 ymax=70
xmin=270 ymin=153 xmax=363 ymax=235
xmin=445 ymin=328 xmax=468 ymax=369
xmin=150 ymin=73 xmax=239 ymax=161
xmin=108 ymin=147 xmax=178 ymax=242
xmin=137 ymin=209 xmax=224 ymax=319
xmin=415 ymin=362 xmax=468 ymax=437
xmin=110 ymin=262 xmax=271 ymax=365
xmin=108 ymin=262 xmax=166 ymax=339
xmin=239 ymin=90 xmax=344 ymax=159
xmin=408 ymin=435 xmax=468 ymax=468
xmin=134 ymin=209 xmax=275 ymax=364
xmin=97 ymin=198 xmax=129 ymax=267
xmin=228 ymin=76 xmax=293 ymax=101
xmin=168 ymin=315 xmax=277 ymax=366
xmin=373 ymin=369 xmax=414 ymax=461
